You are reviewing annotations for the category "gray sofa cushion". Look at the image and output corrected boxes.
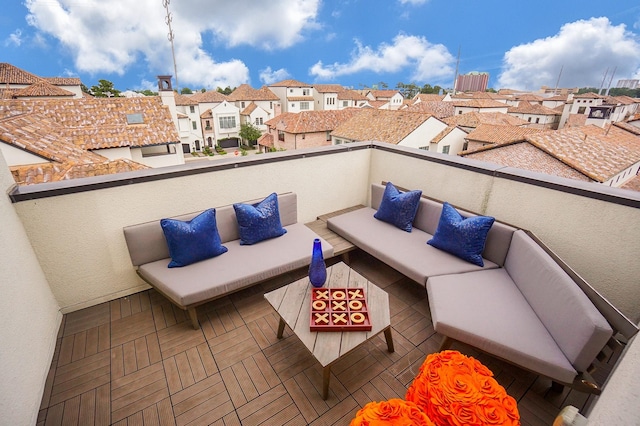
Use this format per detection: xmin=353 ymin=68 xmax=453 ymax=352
xmin=124 ymin=193 xmax=298 ymax=266
xmin=371 ymin=183 xmax=515 ymax=266
xmin=427 ymin=269 xmax=578 ymax=383
xmin=137 ymin=223 xmax=333 ymax=307
xmin=505 ymin=230 xmax=613 ymax=372
xmin=327 ymin=207 xmax=498 ymax=286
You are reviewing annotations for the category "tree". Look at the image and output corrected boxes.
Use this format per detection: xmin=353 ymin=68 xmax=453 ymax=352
xmin=239 ymin=123 xmax=262 ymax=145
xmin=89 ymin=79 xmax=121 ymax=97
xmin=217 ymin=86 xmax=234 ymax=95
xmin=135 ymin=89 xmax=158 ymax=96
xmin=181 ymin=87 xmax=193 ymax=94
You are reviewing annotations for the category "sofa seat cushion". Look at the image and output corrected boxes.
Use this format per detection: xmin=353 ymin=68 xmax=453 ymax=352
xmin=328 ymin=207 xmax=498 ymax=286
xmin=138 ymin=223 xmax=333 ymax=307
xmin=427 ymin=268 xmax=577 ymax=384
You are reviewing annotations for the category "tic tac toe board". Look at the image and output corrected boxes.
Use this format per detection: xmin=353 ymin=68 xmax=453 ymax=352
xmin=310 ymin=288 xmax=371 ymax=332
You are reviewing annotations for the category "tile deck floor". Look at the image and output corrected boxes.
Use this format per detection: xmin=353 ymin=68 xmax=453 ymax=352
xmin=38 ymin=250 xmax=607 ymax=426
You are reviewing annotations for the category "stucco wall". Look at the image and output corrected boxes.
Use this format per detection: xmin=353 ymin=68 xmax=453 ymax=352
xmin=0 ymin=150 xmax=61 ymax=426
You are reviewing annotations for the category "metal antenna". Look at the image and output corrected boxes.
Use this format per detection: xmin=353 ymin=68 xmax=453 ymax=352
xmin=163 ymin=0 xmax=179 ymax=92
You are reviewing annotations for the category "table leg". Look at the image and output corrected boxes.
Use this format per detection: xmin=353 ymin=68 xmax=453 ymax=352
xmin=322 ymin=366 xmax=331 ymax=400
xmin=384 ymin=326 xmax=395 ymax=353
xmin=277 ymin=317 xmax=286 ymax=339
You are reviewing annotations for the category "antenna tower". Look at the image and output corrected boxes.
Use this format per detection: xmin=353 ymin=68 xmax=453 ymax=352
xmin=163 ymin=0 xmax=179 ymax=92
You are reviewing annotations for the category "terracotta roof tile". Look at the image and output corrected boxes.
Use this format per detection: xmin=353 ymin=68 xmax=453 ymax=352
xmin=241 ymin=102 xmax=258 ymax=115
xmin=313 ymin=84 xmax=345 ymax=93
xmin=405 ymin=101 xmax=454 ymax=119
xmin=0 ymin=62 xmax=41 ymax=85
xmin=269 ymin=79 xmax=311 ymax=87
xmin=465 ymin=124 xmax=545 ymax=146
xmin=265 ymin=109 xmax=361 ymax=133
xmin=451 ymin=99 xmax=508 ymax=108
xmin=174 ymin=93 xmax=200 ymax=105
xmin=190 ymin=90 xmax=228 ymax=103
xmin=413 ymin=94 xmax=445 ymax=102
xmin=368 ymin=90 xmax=401 ymax=99
xmin=507 ymin=101 xmax=560 ymax=115
xmin=227 ymin=84 xmax=279 ymax=101
xmin=332 ymin=109 xmax=432 ymax=144
xmin=444 ymin=111 xmax=529 ymax=128
xmin=257 ymin=133 xmax=273 ymax=147
xmin=11 ymin=80 xmax=75 ymax=98
xmin=44 ymin=76 xmax=82 ymax=86
xmin=337 ymin=90 xmax=367 ymax=101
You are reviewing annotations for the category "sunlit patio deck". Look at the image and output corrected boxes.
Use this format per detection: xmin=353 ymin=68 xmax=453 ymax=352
xmin=37 ymin=249 xmax=611 ymax=426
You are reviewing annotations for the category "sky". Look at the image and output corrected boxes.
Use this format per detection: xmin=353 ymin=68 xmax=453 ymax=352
xmin=2 ymin=0 xmax=640 ymax=94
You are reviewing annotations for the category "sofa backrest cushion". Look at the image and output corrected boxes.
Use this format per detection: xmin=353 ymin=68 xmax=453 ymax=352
xmin=371 ymin=183 xmax=515 ymax=266
xmin=505 ymin=230 xmax=613 ymax=371
xmin=124 ymin=192 xmax=297 ymax=266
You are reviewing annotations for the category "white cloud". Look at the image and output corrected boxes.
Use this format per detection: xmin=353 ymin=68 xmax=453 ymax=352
xmin=498 ymin=17 xmax=640 ymax=90
xmin=4 ymin=29 xmax=23 ymax=47
xmin=259 ymin=67 xmax=291 ymax=85
xmin=309 ymin=34 xmax=454 ymax=83
xmin=398 ymin=0 xmax=429 ymax=5
xmin=23 ymin=0 xmax=319 ymax=89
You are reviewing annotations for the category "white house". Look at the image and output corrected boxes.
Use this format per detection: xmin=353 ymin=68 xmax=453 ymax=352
xmin=269 ymin=79 xmax=315 ymax=113
xmin=211 ymin=101 xmax=241 ymax=147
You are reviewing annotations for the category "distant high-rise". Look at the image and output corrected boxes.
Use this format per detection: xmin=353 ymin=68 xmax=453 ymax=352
xmin=616 ymin=79 xmax=639 ymax=90
xmin=456 ymin=72 xmax=489 ymax=92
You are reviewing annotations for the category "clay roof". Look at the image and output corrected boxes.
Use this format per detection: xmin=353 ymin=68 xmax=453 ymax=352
xmin=257 ymin=132 xmax=274 ymax=148
xmin=451 ymin=99 xmax=509 ymax=108
xmin=11 ymin=80 xmax=75 ymax=98
xmin=227 ymin=84 xmax=279 ymax=101
xmin=44 ymin=77 xmax=82 ymax=86
xmin=465 ymin=124 xmax=545 ymax=146
xmin=0 ymin=63 xmax=41 ymax=85
xmin=0 ymin=97 xmax=178 ymax=150
xmin=313 ymin=84 xmax=345 ymax=93
xmin=404 ymin=101 xmax=454 ymax=119
xmin=431 ymin=126 xmax=461 ymax=143
xmin=621 ymin=173 xmax=640 ymax=191
xmin=604 ymin=95 xmax=637 ymax=105
xmin=507 ymin=101 xmax=561 ymax=115
xmin=413 ymin=94 xmax=445 ymax=102
xmin=565 ymin=114 xmax=587 ymax=128
xmin=523 ymin=125 xmax=640 ymax=182
xmin=240 ymin=102 xmax=258 ymax=115
xmin=512 ymin=94 xmax=544 ymax=102
xmin=265 ymin=109 xmax=361 ymax=133
xmin=613 ymin=121 xmax=640 ymax=135
xmin=544 ymin=95 xmax=569 ymax=101
xmin=452 ymin=92 xmax=506 ymax=100
xmin=573 ymin=92 xmax=604 ymax=99
xmin=444 ymin=111 xmax=529 ymax=128
xmin=368 ymin=90 xmax=401 ymax=99
xmin=174 ymin=93 xmax=200 ymax=106
xmin=337 ymin=90 xmax=367 ymax=101
xmin=190 ymin=90 xmax=228 ymax=103
xmin=269 ymin=79 xmax=311 ymax=87
xmin=331 ymin=109 xmax=432 ymax=144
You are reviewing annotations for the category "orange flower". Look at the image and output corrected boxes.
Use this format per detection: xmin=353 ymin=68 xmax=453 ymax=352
xmin=406 ymin=351 xmax=521 ymax=426
xmin=350 ymin=398 xmax=435 ymax=426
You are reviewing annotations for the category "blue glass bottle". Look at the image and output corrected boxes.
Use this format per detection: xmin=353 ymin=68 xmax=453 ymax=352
xmin=309 ymin=238 xmax=327 ymax=287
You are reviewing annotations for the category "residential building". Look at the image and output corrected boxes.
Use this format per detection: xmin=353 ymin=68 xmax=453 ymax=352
xmin=0 ymin=62 xmax=83 ymax=98
xmin=461 ymin=124 xmax=640 ymax=188
xmin=455 ymin=71 xmax=489 ymax=92
xmin=268 ymin=79 xmax=315 ymax=113
xmin=227 ymin=84 xmax=281 ymax=133
xmin=507 ymin=101 xmax=561 ymax=129
xmin=444 ymin=111 xmax=530 ymax=132
xmin=404 ymin=100 xmax=455 ymax=119
xmin=538 ymin=85 xmax=579 ymax=95
xmin=331 ymin=109 xmax=466 ymax=155
xmin=365 ymin=89 xmax=404 ymax=110
xmin=616 ymin=79 xmax=639 ymax=90
xmin=451 ymin=99 xmax=509 ymax=115
xmin=0 ymin=96 xmax=182 ymax=184
xmin=462 ymin=123 xmax=545 ymax=152
xmin=259 ymin=109 xmax=361 ymax=151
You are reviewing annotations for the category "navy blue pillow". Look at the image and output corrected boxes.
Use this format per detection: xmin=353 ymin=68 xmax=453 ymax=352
xmin=160 ymin=208 xmax=228 ymax=268
xmin=427 ymin=202 xmax=495 ymax=266
xmin=233 ymin=193 xmax=287 ymax=245
xmin=374 ymin=182 xmax=422 ymax=232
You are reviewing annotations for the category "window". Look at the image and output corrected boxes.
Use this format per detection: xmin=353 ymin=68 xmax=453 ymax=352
xmin=192 ymin=121 xmax=197 ymax=130
xmin=205 ymin=120 xmax=211 ymax=130
xmin=527 ymin=117 xmax=532 ymax=122
xmin=326 ymin=131 xmax=331 ymax=141
xmin=302 ymin=134 xmax=306 ymax=139
xmin=289 ymin=89 xmax=294 ymax=93
xmin=141 ymin=144 xmax=176 ymax=157
xmin=578 ymin=107 xmax=586 ymax=114
xmin=442 ymin=145 xmax=450 ymax=154
xmin=342 ymin=101 xmax=349 ymax=107
xmin=327 ymin=97 xmax=335 ymax=105
xmin=255 ymin=117 xmax=263 ymax=125
xmin=241 ymin=102 xmax=245 ymax=108
xmin=303 ymin=89 xmax=310 ymax=96
xmin=535 ymin=117 xmax=540 ymax=124
xmin=219 ymin=116 xmax=236 ymax=129
xmin=126 ymin=113 xmax=144 ymax=124
xmin=189 ymin=106 xmax=195 ymax=113
xmin=270 ymin=102 xmax=273 ymax=109
xmin=462 ymin=142 xmax=469 ymax=151
xmin=300 ymin=102 xmax=309 ymax=110
xmin=278 ymin=130 xmax=285 ymax=141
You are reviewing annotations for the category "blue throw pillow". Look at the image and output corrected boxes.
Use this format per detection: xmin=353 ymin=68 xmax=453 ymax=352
xmin=427 ymin=202 xmax=495 ymax=266
xmin=233 ymin=192 xmax=287 ymax=245
xmin=160 ymin=208 xmax=228 ymax=268
xmin=374 ymin=182 xmax=422 ymax=232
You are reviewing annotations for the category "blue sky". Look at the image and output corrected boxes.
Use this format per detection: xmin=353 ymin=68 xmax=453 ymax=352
xmin=2 ymin=0 xmax=640 ymax=93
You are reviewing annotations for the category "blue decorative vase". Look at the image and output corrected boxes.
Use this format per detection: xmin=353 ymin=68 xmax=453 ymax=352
xmin=309 ymin=238 xmax=327 ymax=287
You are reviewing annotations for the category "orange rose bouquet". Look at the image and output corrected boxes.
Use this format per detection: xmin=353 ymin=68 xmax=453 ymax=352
xmin=350 ymin=398 xmax=435 ymax=426
xmin=406 ymin=350 xmax=520 ymax=426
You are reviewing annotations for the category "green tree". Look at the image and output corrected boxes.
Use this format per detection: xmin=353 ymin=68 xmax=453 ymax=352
xmin=136 ymin=89 xmax=158 ymax=96
xmin=217 ymin=86 xmax=234 ymax=95
xmin=239 ymin=122 xmax=262 ymax=145
xmin=89 ymin=79 xmax=121 ymax=97
xmin=181 ymin=87 xmax=193 ymax=94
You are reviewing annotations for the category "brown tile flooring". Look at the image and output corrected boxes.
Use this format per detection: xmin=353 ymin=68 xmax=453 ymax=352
xmin=39 ymin=251 xmax=603 ymax=426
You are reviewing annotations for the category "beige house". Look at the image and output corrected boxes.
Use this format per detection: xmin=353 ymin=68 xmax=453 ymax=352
xmin=259 ymin=109 xmax=361 ymax=151
xmin=507 ymin=101 xmax=561 ymax=129
xmin=268 ymin=79 xmax=315 ymax=113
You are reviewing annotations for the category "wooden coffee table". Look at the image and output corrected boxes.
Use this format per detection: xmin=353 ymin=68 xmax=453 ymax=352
xmin=264 ymin=262 xmax=394 ymax=399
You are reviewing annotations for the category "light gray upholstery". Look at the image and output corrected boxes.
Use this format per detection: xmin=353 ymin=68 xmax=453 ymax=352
xmin=137 ymin=223 xmax=332 ymax=307
xmin=123 ymin=192 xmax=333 ymax=311
xmin=124 ymin=192 xmax=298 ymax=267
xmin=505 ymin=230 xmax=613 ymax=372
xmin=427 ymin=269 xmax=578 ymax=383
xmin=327 ymin=207 xmax=498 ymax=286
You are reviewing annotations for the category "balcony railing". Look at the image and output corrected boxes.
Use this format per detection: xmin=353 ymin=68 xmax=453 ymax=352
xmin=2 ymin=141 xmax=640 ymax=424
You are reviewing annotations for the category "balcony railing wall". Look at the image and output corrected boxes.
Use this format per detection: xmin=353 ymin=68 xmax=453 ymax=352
xmin=8 ymin=143 xmax=640 ymax=323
